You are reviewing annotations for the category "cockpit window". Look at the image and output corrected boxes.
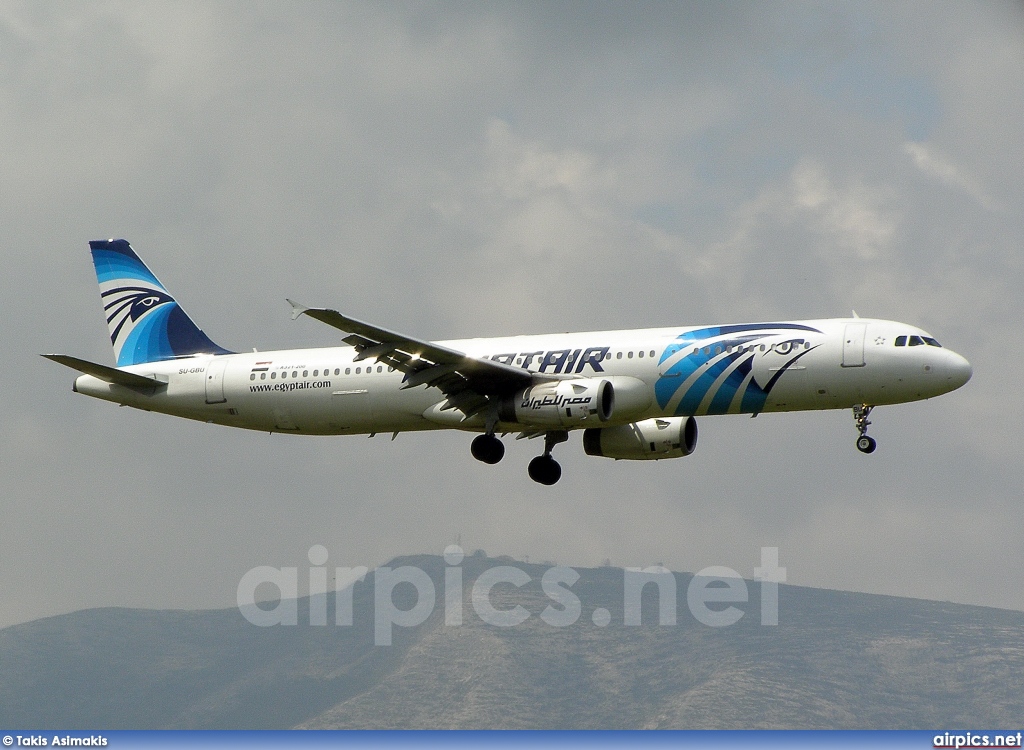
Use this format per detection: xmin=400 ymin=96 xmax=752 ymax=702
xmin=895 ymin=334 xmax=941 ymax=348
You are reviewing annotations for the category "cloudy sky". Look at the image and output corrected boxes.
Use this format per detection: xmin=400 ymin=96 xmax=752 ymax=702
xmin=2 ymin=1 xmax=1023 ymax=629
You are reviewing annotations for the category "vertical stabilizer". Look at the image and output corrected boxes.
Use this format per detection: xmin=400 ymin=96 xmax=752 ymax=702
xmin=90 ymin=239 xmax=231 ymax=366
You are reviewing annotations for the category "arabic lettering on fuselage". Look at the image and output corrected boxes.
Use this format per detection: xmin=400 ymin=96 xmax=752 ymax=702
xmin=521 ymin=394 xmax=593 ymax=410
xmin=489 ymin=347 xmax=609 ymax=374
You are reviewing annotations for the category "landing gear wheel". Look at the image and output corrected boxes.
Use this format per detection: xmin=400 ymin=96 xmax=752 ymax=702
xmin=471 ymin=434 xmax=505 ymax=464
xmin=528 ymin=455 xmax=562 ymax=485
xmin=856 ymin=435 xmax=877 ymax=454
xmin=852 ymin=404 xmax=876 ymax=455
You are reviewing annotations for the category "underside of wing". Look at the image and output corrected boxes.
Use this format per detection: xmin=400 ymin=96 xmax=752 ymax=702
xmin=288 ymin=301 xmax=532 ymax=419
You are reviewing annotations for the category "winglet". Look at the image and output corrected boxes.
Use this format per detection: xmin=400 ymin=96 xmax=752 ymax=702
xmin=286 ymin=299 xmax=310 ymax=321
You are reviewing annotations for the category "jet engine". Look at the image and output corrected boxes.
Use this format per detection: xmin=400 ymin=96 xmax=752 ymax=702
xmin=583 ymin=416 xmax=697 ymax=460
xmin=503 ymin=379 xmax=613 ymax=427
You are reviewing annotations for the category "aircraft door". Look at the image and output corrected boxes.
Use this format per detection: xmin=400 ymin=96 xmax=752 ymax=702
xmin=842 ymin=323 xmax=867 ymax=368
xmin=205 ymin=357 xmax=229 ymax=403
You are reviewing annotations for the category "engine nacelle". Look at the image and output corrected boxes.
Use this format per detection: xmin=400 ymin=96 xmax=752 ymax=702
xmin=506 ymin=378 xmax=613 ymax=427
xmin=583 ymin=416 xmax=697 ymax=460
xmin=600 ymin=375 xmax=653 ymax=422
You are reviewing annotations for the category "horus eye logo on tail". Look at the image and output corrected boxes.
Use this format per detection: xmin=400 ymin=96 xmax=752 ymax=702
xmin=102 ymin=286 xmax=176 ymax=347
xmin=90 ymin=239 xmax=231 ymax=367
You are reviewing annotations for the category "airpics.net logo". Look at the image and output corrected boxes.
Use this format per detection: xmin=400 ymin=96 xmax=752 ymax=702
xmin=237 ymin=546 xmax=787 ymax=646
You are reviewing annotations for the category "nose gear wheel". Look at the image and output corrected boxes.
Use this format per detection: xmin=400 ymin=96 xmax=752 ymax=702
xmin=853 ymin=404 xmax=876 ymax=454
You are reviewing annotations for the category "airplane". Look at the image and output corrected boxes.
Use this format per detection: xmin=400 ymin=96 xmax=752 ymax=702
xmin=45 ymin=239 xmax=972 ymax=485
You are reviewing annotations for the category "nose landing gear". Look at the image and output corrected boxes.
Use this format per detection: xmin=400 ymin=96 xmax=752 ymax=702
xmin=528 ymin=430 xmax=568 ymax=485
xmin=853 ymin=404 xmax=876 ymax=454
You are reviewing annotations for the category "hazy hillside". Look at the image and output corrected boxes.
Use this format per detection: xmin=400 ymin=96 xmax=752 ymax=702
xmin=2 ymin=554 xmax=1021 ymax=729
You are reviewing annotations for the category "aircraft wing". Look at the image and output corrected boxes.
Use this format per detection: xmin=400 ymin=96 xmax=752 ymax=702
xmin=288 ymin=301 xmax=533 ymax=418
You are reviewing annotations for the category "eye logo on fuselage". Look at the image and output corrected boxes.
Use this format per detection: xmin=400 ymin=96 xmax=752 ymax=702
xmin=655 ymin=325 xmax=822 ymax=416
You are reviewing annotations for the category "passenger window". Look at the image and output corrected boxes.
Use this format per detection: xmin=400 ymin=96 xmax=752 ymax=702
xmin=627 ymin=351 xmax=633 ymax=359
xmin=303 ymin=370 xmax=308 ymax=377
xmin=345 ymin=368 xmax=351 ymax=375
xmin=638 ymin=351 xmax=644 ymax=358
xmin=895 ymin=336 xmax=907 ymax=346
xmin=260 ymin=373 xmax=266 ymax=380
xmin=759 ymin=345 xmax=765 ymax=352
xmin=356 ymin=367 xmax=361 ymax=374
xmin=616 ymin=352 xmax=623 ymax=359
xmin=377 ymin=366 xmax=383 ymax=373
xmin=292 ymin=371 xmax=298 ymax=378
xmin=250 ymin=374 xmax=255 ymax=381
xmin=271 ymin=372 xmax=276 ymax=379
xmin=650 ymin=350 xmax=655 ymax=357
xmin=703 ymin=347 xmax=710 ymax=355
xmin=388 ymin=366 xmax=395 ymax=372
xmin=335 ymin=369 xmax=340 ymax=376
xmin=909 ymin=336 xmax=924 ymax=346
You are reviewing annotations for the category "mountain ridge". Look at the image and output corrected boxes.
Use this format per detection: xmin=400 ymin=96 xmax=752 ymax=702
xmin=2 ymin=554 xmax=1021 ymax=729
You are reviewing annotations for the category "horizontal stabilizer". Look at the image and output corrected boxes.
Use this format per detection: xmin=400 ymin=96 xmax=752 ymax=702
xmin=42 ymin=354 xmax=166 ymax=389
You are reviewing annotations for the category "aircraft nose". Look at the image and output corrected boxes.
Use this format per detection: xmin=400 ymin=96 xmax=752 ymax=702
xmin=944 ymin=351 xmax=972 ymax=390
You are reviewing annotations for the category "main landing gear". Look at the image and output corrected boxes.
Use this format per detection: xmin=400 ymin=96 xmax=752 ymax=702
xmin=471 ymin=429 xmax=568 ymax=485
xmin=528 ymin=430 xmax=568 ymax=485
xmin=471 ymin=433 xmax=505 ymax=464
xmin=853 ymin=404 xmax=877 ymax=454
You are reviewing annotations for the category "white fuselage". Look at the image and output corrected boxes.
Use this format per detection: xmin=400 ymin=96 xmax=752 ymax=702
xmin=71 ymin=318 xmax=972 ymax=436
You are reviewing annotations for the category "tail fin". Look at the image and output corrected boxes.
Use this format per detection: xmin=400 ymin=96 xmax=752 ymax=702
xmin=90 ymin=239 xmax=231 ymax=366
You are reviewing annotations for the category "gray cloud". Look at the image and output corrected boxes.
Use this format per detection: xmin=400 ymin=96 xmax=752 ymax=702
xmin=3 ymin=1 xmax=1023 ymax=628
